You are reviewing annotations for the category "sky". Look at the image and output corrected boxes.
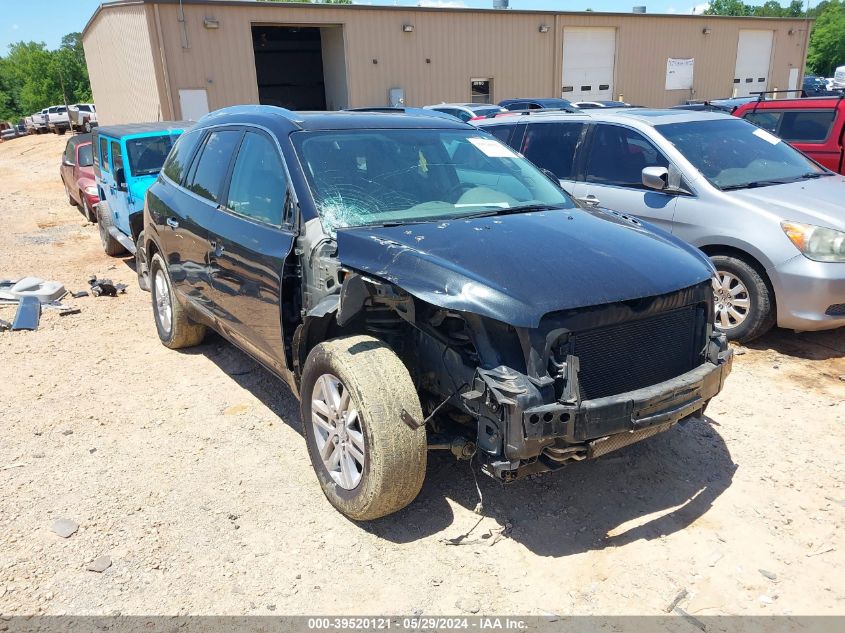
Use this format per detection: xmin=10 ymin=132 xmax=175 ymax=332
xmin=4 ymin=0 xmax=793 ymax=56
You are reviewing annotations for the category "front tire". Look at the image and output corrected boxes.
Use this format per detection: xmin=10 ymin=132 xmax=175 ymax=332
xmin=83 ymin=198 xmax=97 ymax=223
xmin=149 ymin=252 xmax=206 ymax=349
xmin=96 ymin=201 xmax=126 ymax=256
xmin=710 ymin=254 xmax=775 ymax=343
xmin=301 ymin=335 xmax=427 ymax=520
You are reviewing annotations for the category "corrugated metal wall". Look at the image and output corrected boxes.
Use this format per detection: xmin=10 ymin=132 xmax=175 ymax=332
xmin=83 ymin=2 xmax=811 ymax=123
xmin=83 ymin=3 xmax=163 ymax=125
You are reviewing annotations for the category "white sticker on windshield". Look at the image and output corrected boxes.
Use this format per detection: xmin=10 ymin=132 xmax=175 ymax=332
xmin=468 ymin=137 xmax=519 ymax=158
xmin=753 ymin=128 xmax=780 ymax=145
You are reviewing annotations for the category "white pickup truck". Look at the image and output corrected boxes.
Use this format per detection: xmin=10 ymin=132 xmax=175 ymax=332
xmin=26 ymin=109 xmax=49 ymax=134
xmin=46 ymin=106 xmax=71 ymax=134
xmin=69 ymin=104 xmax=97 ymax=132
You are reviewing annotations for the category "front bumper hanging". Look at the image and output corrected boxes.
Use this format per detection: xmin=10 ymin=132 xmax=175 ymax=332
xmin=463 ymin=332 xmax=733 ymax=480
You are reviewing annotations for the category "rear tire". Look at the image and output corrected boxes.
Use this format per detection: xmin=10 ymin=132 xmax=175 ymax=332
xmin=136 ymin=231 xmax=150 ymax=291
xmin=64 ymin=182 xmax=76 ymax=207
xmin=96 ymin=201 xmax=126 ymax=256
xmin=149 ymin=252 xmax=206 ymax=349
xmin=301 ymin=335 xmax=427 ymax=520
xmin=710 ymin=254 xmax=775 ymax=343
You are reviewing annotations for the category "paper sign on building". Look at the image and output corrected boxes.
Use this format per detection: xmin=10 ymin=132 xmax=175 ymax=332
xmin=666 ymin=58 xmax=694 ymax=90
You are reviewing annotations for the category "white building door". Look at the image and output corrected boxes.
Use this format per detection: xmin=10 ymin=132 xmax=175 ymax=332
xmin=562 ymin=27 xmax=616 ymax=102
xmin=734 ymin=30 xmax=773 ymax=97
xmin=179 ymin=89 xmax=210 ymax=121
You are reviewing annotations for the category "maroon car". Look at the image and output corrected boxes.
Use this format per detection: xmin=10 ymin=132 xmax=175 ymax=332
xmin=60 ymin=134 xmax=99 ymax=222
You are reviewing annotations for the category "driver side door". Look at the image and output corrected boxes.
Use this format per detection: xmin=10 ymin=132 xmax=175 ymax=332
xmin=571 ymin=123 xmax=679 ymax=232
xmin=103 ymin=139 xmax=132 ymax=236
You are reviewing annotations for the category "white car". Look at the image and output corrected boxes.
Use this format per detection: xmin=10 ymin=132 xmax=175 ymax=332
xmin=832 ymin=66 xmax=845 ymax=90
xmin=423 ymin=102 xmax=506 ymax=122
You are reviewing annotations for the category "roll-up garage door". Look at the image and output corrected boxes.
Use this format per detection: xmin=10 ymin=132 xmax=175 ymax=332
xmin=562 ymin=27 xmax=616 ymax=102
xmin=734 ymin=30 xmax=773 ymax=98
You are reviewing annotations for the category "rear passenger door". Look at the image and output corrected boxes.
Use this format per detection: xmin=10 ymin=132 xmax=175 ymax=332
xmin=207 ymin=129 xmax=296 ymax=374
xmin=518 ymin=121 xmax=587 ymax=195
xmin=169 ymin=128 xmax=242 ymax=309
xmin=571 ymin=123 xmax=678 ymax=232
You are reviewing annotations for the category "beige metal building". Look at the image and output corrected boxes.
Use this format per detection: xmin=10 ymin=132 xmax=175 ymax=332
xmin=82 ymin=0 xmax=812 ymax=125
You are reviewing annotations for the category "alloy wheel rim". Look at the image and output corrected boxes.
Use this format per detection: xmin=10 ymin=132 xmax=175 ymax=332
xmin=311 ymin=373 xmax=365 ymax=490
xmin=713 ymin=271 xmax=751 ymax=330
xmin=153 ymin=269 xmax=172 ymax=335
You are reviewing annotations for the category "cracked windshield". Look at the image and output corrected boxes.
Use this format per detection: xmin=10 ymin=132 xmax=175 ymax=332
xmin=292 ymin=129 xmax=573 ymax=231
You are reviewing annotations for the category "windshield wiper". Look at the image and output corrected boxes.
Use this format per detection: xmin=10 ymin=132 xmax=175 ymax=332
xmin=722 ymin=172 xmax=830 ymax=191
xmin=460 ymin=204 xmax=568 ymax=219
xmin=721 ymin=179 xmax=792 ymax=191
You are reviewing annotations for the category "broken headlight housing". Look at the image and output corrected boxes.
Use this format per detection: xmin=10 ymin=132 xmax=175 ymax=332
xmin=781 ymin=221 xmax=845 ymax=263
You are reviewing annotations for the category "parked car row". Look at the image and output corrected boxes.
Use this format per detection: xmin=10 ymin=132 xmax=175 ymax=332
xmin=69 ymin=95 xmax=843 ymax=521
xmin=26 ymin=103 xmax=97 ymax=135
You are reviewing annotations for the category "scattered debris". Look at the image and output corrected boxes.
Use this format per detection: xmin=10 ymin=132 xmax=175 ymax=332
xmin=665 ymin=588 xmax=688 ymax=613
xmin=759 ymin=569 xmax=777 ymax=581
xmin=0 ymin=462 xmax=27 ymax=471
xmin=51 ymin=518 xmax=79 ymax=538
xmin=88 ymin=276 xmax=126 ymax=297
xmin=0 ymin=319 xmax=10 ymax=331
xmin=86 ymin=556 xmax=112 ymax=573
xmin=674 ymin=607 xmax=707 ymax=631
xmin=0 ymin=277 xmax=66 ymax=303
xmin=58 ymin=307 xmax=81 ymax=317
xmin=759 ymin=595 xmax=773 ymax=605
xmin=69 ymin=290 xmax=89 ymax=299
xmin=733 ymin=346 xmax=747 ymax=356
xmin=11 ymin=295 xmax=41 ymax=330
xmin=61 ymin=429 xmax=73 ymax=436
xmin=807 ymin=546 xmax=835 ymax=558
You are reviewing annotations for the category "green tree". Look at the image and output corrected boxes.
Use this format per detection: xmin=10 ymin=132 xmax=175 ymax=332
xmin=0 ymin=32 xmax=92 ymax=120
xmin=806 ymin=0 xmax=845 ymax=76
xmin=704 ymin=0 xmax=752 ymax=16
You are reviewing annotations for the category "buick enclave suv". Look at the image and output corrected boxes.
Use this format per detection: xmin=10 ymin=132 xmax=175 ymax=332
xmin=143 ymin=106 xmax=732 ymax=520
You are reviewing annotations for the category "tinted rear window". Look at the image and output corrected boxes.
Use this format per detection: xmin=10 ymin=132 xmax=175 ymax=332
xmin=186 ymin=130 xmax=241 ymax=203
xmin=162 ymin=129 xmax=202 ymax=184
xmin=522 ymin=122 xmax=585 ymax=180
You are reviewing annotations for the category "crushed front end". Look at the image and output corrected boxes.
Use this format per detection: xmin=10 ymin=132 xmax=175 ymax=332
xmin=447 ymin=281 xmax=732 ymax=481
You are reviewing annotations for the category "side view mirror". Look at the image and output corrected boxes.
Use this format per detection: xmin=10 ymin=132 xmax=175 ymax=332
xmin=642 ymin=166 xmax=669 ymax=191
xmin=62 ymin=159 xmax=74 ymax=167
xmin=115 ymin=166 xmax=127 ymax=191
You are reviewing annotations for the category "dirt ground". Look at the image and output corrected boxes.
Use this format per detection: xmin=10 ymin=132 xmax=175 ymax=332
xmin=0 ymin=133 xmax=843 ymax=617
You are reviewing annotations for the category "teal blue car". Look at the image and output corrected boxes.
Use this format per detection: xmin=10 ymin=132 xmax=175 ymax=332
xmin=93 ymin=122 xmax=188 ymax=288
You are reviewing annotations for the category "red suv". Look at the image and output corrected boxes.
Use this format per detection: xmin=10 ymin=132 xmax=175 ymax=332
xmin=733 ymin=95 xmax=845 ymax=174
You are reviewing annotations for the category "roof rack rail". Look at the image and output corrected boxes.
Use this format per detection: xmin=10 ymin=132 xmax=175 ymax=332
xmin=477 ymin=106 xmax=580 ymax=120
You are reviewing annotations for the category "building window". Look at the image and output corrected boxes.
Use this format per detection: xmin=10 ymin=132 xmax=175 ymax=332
xmin=471 ymin=78 xmax=492 ymax=104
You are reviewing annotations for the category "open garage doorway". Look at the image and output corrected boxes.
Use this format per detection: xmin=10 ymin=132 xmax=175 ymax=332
xmin=252 ymin=25 xmax=348 ymax=111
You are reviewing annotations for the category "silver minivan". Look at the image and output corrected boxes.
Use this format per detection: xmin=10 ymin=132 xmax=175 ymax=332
xmin=478 ymin=109 xmax=845 ymax=341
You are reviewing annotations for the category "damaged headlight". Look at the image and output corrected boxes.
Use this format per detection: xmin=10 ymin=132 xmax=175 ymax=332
xmin=781 ymin=221 xmax=845 ymax=263
xmin=84 ymin=186 xmax=98 ymax=197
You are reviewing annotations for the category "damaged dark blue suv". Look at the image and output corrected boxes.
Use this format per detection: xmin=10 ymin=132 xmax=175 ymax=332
xmin=143 ymin=106 xmax=732 ymax=520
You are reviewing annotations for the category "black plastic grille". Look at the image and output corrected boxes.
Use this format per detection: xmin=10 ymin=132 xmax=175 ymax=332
xmin=825 ymin=303 xmax=845 ymax=316
xmin=573 ymin=305 xmax=700 ymax=401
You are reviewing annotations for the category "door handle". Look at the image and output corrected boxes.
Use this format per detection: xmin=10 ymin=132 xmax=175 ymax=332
xmin=576 ymin=194 xmax=601 ymax=207
xmin=166 ymin=217 xmax=179 ymax=229
xmin=210 ymin=240 xmax=224 ymax=257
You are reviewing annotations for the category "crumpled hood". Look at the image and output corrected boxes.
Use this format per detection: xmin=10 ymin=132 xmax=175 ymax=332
xmin=726 ymin=175 xmax=845 ymax=231
xmin=335 ymin=208 xmax=713 ymax=328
